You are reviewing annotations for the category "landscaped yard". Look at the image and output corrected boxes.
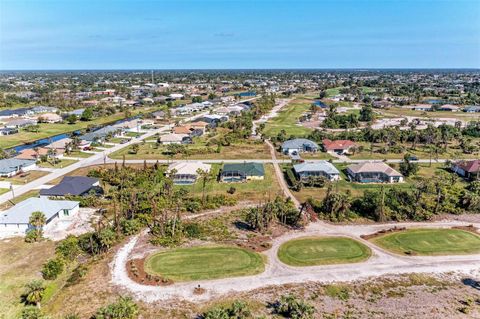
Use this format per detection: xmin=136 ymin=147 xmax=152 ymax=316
xmin=277 ymin=237 xmax=371 ymax=266
xmin=263 ymin=98 xmax=314 ymax=137
xmin=65 ymin=150 xmax=94 ymax=158
xmin=37 ymin=159 xmax=78 ymax=168
xmin=144 ymin=246 xmax=264 ymax=281
xmin=371 ymin=228 xmax=480 ymax=256
xmin=178 ymin=164 xmax=282 ymax=202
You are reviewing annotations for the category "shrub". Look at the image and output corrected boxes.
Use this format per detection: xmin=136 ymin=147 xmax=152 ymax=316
xmin=21 ymin=306 xmax=46 ymax=319
xmin=227 ymin=187 xmax=236 ymax=194
xmin=41 ymin=258 xmax=65 ymax=280
xmin=184 ymin=223 xmax=203 ymax=239
xmin=56 ymin=235 xmax=81 ymax=262
xmin=94 ymin=296 xmax=139 ymax=319
xmin=120 ymin=219 xmax=142 ymax=235
xmin=25 ymin=229 xmax=42 ymax=243
xmin=274 ymin=294 xmax=315 ymax=319
xmin=66 ymin=263 xmax=89 ymax=285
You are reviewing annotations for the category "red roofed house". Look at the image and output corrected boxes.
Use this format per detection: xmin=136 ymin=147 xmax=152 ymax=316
xmin=451 ymin=160 xmax=480 ymax=180
xmin=322 ymin=139 xmax=357 ymax=155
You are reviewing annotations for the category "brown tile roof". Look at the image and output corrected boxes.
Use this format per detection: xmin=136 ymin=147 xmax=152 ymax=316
xmin=323 ymin=139 xmax=357 ymax=151
xmin=455 ymin=160 xmax=480 ymax=173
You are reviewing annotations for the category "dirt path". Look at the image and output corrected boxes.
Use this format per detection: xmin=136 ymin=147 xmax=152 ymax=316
xmin=265 ymin=140 xmax=301 ymax=208
xmin=111 ymin=219 xmax=480 ymax=303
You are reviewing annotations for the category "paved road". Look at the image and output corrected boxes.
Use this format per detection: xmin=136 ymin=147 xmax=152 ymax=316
xmin=0 ymin=112 xmax=208 ymax=205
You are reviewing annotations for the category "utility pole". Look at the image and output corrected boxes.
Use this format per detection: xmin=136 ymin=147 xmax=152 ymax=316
xmin=151 ymin=70 xmax=154 ymax=84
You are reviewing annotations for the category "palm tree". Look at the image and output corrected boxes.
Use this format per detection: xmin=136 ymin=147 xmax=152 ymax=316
xmin=196 ymin=168 xmax=212 ymax=205
xmin=29 ymin=211 xmax=46 ymax=229
xmin=23 ymin=280 xmax=45 ymax=309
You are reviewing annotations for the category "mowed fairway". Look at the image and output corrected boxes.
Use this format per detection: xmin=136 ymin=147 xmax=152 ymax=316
xmin=371 ymin=228 xmax=480 ymax=256
xmin=277 ymin=237 xmax=371 ymax=266
xmin=144 ymin=246 xmax=264 ymax=281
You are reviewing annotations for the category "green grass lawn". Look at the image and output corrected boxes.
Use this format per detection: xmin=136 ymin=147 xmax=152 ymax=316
xmin=325 ymin=87 xmax=342 ymax=97
xmin=178 ymin=164 xmax=282 ymax=202
xmin=0 ymin=188 xmax=8 ymax=195
xmin=109 ymin=137 xmax=131 ymax=144
xmin=0 ymin=107 xmax=157 ymax=149
xmin=37 ymin=159 xmax=78 ymax=169
xmin=263 ymin=98 xmax=313 ymax=137
xmin=65 ymin=150 xmax=94 ymax=158
xmin=277 ymin=237 xmax=371 ymax=266
xmin=371 ymin=228 xmax=480 ymax=256
xmin=144 ymin=246 xmax=265 ymax=281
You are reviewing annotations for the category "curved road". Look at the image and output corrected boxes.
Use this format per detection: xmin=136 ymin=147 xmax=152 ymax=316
xmin=110 ymin=219 xmax=480 ymax=303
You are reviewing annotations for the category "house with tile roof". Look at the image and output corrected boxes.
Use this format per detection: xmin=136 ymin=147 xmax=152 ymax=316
xmin=347 ymin=162 xmax=403 ymax=183
xmin=167 ymin=162 xmax=211 ymax=184
xmin=322 ymin=139 xmax=357 ymax=155
xmin=451 ymin=160 xmax=480 ymax=180
xmin=293 ymin=161 xmax=340 ymax=182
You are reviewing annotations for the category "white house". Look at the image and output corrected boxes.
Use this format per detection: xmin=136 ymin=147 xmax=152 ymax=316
xmin=0 ymin=158 xmax=37 ymax=177
xmin=159 ymin=133 xmax=188 ymax=144
xmin=0 ymin=197 xmax=80 ymax=238
xmin=167 ymin=161 xmax=211 ymax=184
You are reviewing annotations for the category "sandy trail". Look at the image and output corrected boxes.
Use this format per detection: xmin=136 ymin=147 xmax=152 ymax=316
xmin=111 ymin=219 xmax=480 ymax=303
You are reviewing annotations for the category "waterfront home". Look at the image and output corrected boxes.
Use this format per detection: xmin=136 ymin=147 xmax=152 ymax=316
xmin=0 ymin=197 xmax=80 ymax=238
xmin=79 ymin=126 xmax=122 ymax=143
xmin=347 ymin=162 xmax=403 ymax=183
xmin=37 ymin=113 xmax=62 ymax=123
xmin=0 ymin=127 xmax=18 ymax=135
xmin=293 ymin=161 xmax=340 ymax=182
xmin=5 ymin=118 xmax=37 ymax=128
xmin=166 ymin=162 xmax=211 ymax=184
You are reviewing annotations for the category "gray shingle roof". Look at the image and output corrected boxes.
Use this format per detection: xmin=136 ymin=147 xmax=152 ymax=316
xmin=40 ymin=176 xmax=99 ymax=196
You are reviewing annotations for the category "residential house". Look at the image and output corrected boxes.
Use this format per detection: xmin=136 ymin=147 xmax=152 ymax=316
xmin=220 ymin=163 xmax=265 ymax=182
xmin=152 ymin=110 xmax=166 ymax=121
xmin=159 ymin=133 xmax=189 ymax=145
xmin=322 ymin=139 xmax=357 ymax=155
xmin=37 ymin=113 xmax=62 ymax=123
xmin=15 ymin=147 xmax=59 ymax=161
xmin=194 ymin=115 xmax=228 ymax=128
xmin=0 ymin=197 xmax=80 ymax=238
xmin=281 ymin=138 xmax=319 ymax=155
xmin=79 ymin=126 xmax=122 ymax=143
xmin=293 ymin=161 xmax=340 ymax=182
xmin=0 ymin=107 xmax=33 ymax=119
xmin=451 ymin=160 xmax=480 ymax=180
xmin=464 ymin=106 xmax=480 ymax=113
xmin=166 ymin=162 xmax=212 ymax=184
xmin=347 ymin=162 xmax=404 ymax=183
xmin=40 ymin=176 xmax=100 ymax=197
xmin=0 ymin=158 xmax=37 ymax=177
xmin=438 ymin=104 xmax=460 ymax=112
xmin=31 ymin=106 xmax=58 ymax=114
xmin=5 ymin=118 xmax=37 ymax=128
xmin=0 ymin=128 xmax=18 ymax=136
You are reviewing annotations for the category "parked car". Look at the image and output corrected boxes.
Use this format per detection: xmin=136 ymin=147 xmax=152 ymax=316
xmin=407 ymin=156 xmax=418 ymax=161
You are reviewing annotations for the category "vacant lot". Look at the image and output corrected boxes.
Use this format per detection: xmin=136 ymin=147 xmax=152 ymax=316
xmin=144 ymin=246 xmax=264 ymax=281
xmin=110 ymin=140 xmax=271 ymax=160
xmin=0 ymin=238 xmax=55 ymax=318
xmin=371 ymin=228 xmax=480 ymax=256
xmin=37 ymin=159 xmax=78 ymax=169
xmin=277 ymin=237 xmax=371 ymax=266
xmin=263 ymin=98 xmax=313 ymax=137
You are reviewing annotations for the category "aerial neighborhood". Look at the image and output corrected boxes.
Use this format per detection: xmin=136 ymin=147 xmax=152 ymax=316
xmin=1 ymin=69 xmax=480 ymax=318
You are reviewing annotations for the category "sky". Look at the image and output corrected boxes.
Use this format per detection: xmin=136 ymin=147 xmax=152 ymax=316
xmin=0 ymin=0 xmax=479 ymax=70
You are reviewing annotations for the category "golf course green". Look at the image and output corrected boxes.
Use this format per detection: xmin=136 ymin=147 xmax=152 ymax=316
xmin=144 ymin=246 xmax=264 ymax=281
xmin=277 ymin=237 xmax=371 ymax=266
xmin=371 ymin=228 xmax=480 ymax=256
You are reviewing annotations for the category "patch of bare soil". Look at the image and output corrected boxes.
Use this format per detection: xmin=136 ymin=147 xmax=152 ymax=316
xmin=126 ymin=258 xmax=173 ymax=286
xmin=432 ymin=214 xmax=480 ymax=223
xmin=452 ymin=224 xmax=479 ymax=234
xmin=360 ymin=226 xmax=406 ymax=240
